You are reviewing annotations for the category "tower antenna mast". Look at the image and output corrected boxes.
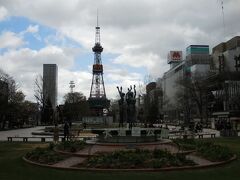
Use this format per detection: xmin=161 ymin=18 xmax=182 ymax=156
xmin=97 ymin=9 xmax=99 ymax=27
xmin=218 ymin=0 xmax=226 ymax=38
xmin=221 ymin=0 xmax=226 ymax=37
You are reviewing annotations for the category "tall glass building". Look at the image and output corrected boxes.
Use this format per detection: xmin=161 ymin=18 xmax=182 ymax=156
xmin=43 ymin=64 xmax=58 ymax=108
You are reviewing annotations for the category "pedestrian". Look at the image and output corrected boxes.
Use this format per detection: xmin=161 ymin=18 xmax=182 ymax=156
xmin=83 ymin=122 xmax=87 ymax=129
xmin=64 ymin=121 xmax=69 ymax=141
xmin=53 ymin=123 xmax=59 ymax=144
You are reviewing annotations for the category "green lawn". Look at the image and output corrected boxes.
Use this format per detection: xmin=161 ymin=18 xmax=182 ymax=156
xmin=0 ymin=138 xmax=240 ymax=180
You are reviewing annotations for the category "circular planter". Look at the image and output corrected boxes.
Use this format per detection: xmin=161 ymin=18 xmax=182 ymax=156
xmin=23 ymin=155 xmax=237 ymax=172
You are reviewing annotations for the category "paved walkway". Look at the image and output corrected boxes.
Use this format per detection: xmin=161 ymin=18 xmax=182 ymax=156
xmin=54 ymin=157 xmax=86 ymax=168
xmin=187 ymin=154 xmax=213 ymax=166
xmin=0 ymin=126 xmax=47 ymax=141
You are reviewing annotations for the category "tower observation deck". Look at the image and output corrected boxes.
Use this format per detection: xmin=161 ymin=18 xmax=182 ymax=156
xmin=88 ymin=20 xmax=110 ymax=116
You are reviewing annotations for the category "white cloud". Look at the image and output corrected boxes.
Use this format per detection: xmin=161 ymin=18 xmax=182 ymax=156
xmin=0 ymin=31 xmax=25 ymax=49
xmin=0 ymin=45 xmax=77 ymax=103
xmin=58 ymin=68 xmax=92 ymax=103
xmin=26 ymin=24 xmax=39 ymax=33
xmin=0 ymin=6 xmax=8 ymax=21
xmin=0 ymin=0 xmax=240 ymax=101
xmin=3 ymin=0 xmax=240 ymax=62
xmin=19 ymin=24 xmax=41 ymax=41
xmin=104 ymin=65 xmax=144 ymax=99
xmin=0 ymin=46 xmax=74 ymax=71
xmin=112 ymin=52 xmax=169 ymax=77
xmin=113 ymin=53 xmax=156 ymax=68
xmin=105 ymin=69 xmax=141 ymax=82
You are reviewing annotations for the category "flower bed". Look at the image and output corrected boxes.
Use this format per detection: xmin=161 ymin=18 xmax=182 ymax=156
xmin=196 ymin=142 xmax=233 ymax=162
xmin=173 ymin=138 xmax=197 ymax=151
xmin=25 ymin=143 xmax=66 ymax=165
xmin=56 ymin=140 xmax=86 ymax=153
xmin=173 ymin=139 xmax=233 ymax=161
xmin=81 ymin=149 xmax=195 ymax=169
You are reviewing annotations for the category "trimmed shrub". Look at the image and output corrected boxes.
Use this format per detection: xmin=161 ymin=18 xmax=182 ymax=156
xmin=173 ymin=138 xmax=233 ymax=161
xmin=57 ymin=140 xmax=86 ymax=152
xmin=173 ymin=138 xmax=197 ymax=150
xmin=26 ymin=147 xmax=64 ymax=165
xmin=84 ymin=149 xmax=195 ymax=169
xmin=196 ymin=142 xmax=233 ymax=161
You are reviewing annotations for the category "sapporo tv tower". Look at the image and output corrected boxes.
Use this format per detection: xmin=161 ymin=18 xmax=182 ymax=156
xmin=88 ymin=15 xmax=110 ymax=116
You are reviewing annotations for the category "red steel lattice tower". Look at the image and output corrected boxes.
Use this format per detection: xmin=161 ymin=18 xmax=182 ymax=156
xmin=88 ymin=17 xmax=110 ymax=115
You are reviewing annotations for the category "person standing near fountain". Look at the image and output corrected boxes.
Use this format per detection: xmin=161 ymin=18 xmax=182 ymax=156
xmin=63 ymin=121 xmax=70 ymax=141
xmin=53 ymin=123 xmax=59 ymax=143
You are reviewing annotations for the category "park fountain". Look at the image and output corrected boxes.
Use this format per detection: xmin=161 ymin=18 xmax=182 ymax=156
xmin=90 ymin=85 xmax=169 ymax=143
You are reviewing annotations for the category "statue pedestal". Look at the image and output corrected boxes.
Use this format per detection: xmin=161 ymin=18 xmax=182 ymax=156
xmin=95 ymin=127 xmax=169 ymax=143
xmin=132 ymin=127 xmax=141 ymax=137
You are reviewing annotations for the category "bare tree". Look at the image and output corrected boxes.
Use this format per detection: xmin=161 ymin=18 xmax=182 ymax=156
xmin=34 ymin=75 xmax=47 ymax=124
xmin=63 ymin=91 xmax=89 ymax=122
xmin=175 ymin=86 xmax=192 ymax=126
xmin=144 ymin=74 xmax=156 ymax=84
xmin=34 ymin=75 xmax=44 ymax=108
xmin=63 ymin=92 xmax=86 ymax=104
xmin=176 ymin=74 xmax=209 ymax=125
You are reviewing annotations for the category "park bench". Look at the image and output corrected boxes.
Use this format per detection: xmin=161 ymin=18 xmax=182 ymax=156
xmin=7 ymin=133 xmax=96 ymax=142
xmin=169 ymin=132 xmax=216 ymax=139
xmin=169 ymin=134 xmax=194 ymax=139
xmin=7 ymin=136 xmax=52 ymax=142
xmin=7 ymin=136 xmax=75 ymax=142
xmin=195 ymin=133 xmax=216 ymax=139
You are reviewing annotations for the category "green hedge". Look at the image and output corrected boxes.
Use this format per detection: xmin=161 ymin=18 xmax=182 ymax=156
xmin=25 ymin=143 xmax=64 ymax=165
xmin=173 ymin=138 xmax=197 ymax=151
xmin=57 ymin=140 xmax=86 ymax=152
xmin=173 ymin=139 xmax=233 ymax=161
xmin=196 ymin=142 xmax=233 ymax=161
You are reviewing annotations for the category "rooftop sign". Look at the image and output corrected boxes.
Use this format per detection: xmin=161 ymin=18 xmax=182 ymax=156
xmin=168 ymin=51 xmax=182 ymax=64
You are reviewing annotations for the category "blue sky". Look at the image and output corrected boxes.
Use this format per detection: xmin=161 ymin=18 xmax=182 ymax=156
xmin=0 ymin=15 xmax=146 ymax=76
xmin=0 ymin=10 xmax=147 ymax=102
xmin=0 ymin=16 xmax=48 ymax=50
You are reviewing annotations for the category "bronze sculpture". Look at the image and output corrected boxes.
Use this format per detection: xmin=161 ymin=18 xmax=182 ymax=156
xmin=117 ymin=85 xmax=136 ymax=129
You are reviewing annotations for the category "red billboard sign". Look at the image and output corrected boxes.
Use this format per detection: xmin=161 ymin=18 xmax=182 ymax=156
xmin=168 ymin=51 xmax=182 ymax=64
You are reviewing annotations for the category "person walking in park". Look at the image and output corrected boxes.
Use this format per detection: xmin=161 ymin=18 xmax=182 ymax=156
xmin=53 ymin=123 xmax=59 ymax=144
xmin=64 ymin=121 xmax=69 ymax=141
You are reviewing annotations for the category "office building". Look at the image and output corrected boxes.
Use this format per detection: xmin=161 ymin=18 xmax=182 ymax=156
xmin=206 ymin=36 xmax=240 ymax=133
xmin=162 ymin=46 xmax=211 ymax=122
xmin=43 ymin=64 xmax=58 ymax=109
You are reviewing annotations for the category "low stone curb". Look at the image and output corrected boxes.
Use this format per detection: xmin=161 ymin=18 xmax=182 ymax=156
xmin=54 ymin=146 xmax=195 ymax=157
xmin=54 ymin=146 xmax=177 ymax=157
xmin=54 ymin=147 xmax=96 ymax=157
xmin=178 ymin=150 xmax=196 ymax=155
xmin=86 ymin=139 xmax=172 ymax=146
xmin=23 ymin=154 xmax=237 ymax=172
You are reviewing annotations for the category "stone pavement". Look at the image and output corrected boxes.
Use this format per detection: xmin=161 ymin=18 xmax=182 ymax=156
xmin=0 ymin=126 xmax=47 ymax=141
xmin=186 ymin=154 xmax=214 ymax=166
xmin=54 ymin=156 xmax=86 ymax=168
